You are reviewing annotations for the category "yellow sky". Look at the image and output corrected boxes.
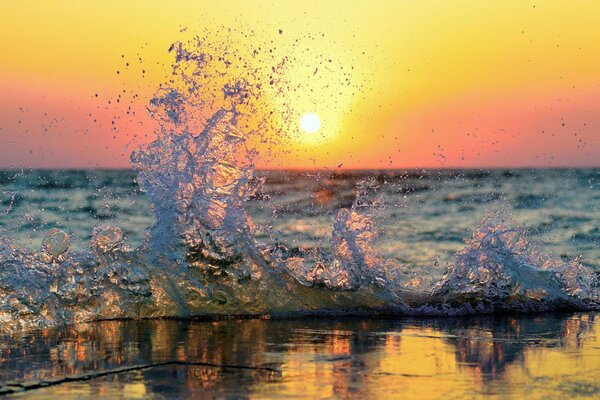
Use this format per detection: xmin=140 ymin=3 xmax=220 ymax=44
xmin=1 ymin=1 xmax=599 ymax=168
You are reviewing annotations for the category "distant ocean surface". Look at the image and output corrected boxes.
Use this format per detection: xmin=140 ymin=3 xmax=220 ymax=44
xmin=1 ymin=168 xmax=598 ymax=284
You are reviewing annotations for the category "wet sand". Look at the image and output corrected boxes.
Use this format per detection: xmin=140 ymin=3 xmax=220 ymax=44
xmin=0 ymin=313 xmax=598 ymax=399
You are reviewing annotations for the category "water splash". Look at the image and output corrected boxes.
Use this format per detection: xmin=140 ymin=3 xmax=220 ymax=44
xmin=278 ymin=178 xmax=390 ymax=291
xmin=39 ymin=228 xmax=70 ymax=263
xmin=0 ymin=38 xmax=598 ymax=332
xmin=432 ymin=215 xmax=599 ymax=311
xmin=131 ymin=109 xmax=256 ymax=261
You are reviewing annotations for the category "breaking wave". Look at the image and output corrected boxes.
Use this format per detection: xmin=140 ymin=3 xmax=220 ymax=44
xmin=0 ymin=38 xmax=598 ymax=332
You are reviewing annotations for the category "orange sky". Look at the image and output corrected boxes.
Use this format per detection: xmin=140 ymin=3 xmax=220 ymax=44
xmin=1 ymin=1 xmax=599 ymax=169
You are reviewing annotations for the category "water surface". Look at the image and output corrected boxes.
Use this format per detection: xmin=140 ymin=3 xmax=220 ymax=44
xmin=1 ymin=313 xmax=598 ymax=399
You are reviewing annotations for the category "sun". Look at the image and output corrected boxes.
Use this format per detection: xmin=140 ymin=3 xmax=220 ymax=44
xmin=299 ymin=112 xmax=321 ymax=134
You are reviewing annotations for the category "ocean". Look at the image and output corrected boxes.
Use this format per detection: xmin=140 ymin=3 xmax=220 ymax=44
xmin=1 ymin=168 xmax=598 ymax=398
xmin=1 ymin=168 xmax=598 ymax=277
xmin=1 ymin=35 xmax=599 ymax=398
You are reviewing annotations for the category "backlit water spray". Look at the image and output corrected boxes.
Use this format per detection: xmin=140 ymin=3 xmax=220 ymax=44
xmin=0 ymin=38 xmax=598 ymax=332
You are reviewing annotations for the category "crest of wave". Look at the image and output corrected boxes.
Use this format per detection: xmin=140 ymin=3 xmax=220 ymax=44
xmin=277 ymin=178 xmax=398 ymax=292
xmin=131 ymin=108 xmax=255 ymax=261
xmin=431 ymin=214 xmax=599 ymax=311
xmin=131 ymin=39 xmax=263 ymax=263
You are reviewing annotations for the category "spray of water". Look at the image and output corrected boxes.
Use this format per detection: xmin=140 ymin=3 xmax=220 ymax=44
xmin=0 ymin=38 xmax=598 ymax=332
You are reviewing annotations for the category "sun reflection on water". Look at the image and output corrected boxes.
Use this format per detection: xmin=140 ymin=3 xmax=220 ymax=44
xmin=0 ymin=313 xmax=597 ymax=399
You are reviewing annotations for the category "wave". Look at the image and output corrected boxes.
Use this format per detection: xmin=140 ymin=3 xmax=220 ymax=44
xmin=0 ymin=38 xmax=598 ymax=333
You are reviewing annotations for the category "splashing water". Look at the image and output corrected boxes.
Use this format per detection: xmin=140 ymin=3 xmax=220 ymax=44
xmin=0 ymin=38 xmax=598 ymax=333
xmin=432 ymin=215 xmax=599 ymax=311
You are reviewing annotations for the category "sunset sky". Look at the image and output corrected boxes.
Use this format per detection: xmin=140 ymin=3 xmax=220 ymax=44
xmin=1 ymin=1 xmax=599 ymax=169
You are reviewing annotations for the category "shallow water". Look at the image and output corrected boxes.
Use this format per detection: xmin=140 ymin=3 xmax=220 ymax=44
xmin=0 ymin=313 xmax=598 ymax=399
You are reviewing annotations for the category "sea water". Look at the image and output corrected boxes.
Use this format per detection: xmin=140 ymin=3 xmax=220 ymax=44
xmin=0 ymin=168 xmax=598 ymax=278
xmin=0 ymin=314 xmax=598 ymax=399
xmin=0 ymin=37 xmax=598 ymax=397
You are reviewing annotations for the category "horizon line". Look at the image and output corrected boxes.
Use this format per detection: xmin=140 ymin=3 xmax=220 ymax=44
xmin=1 ymin=165 xmax=599 ymax=172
